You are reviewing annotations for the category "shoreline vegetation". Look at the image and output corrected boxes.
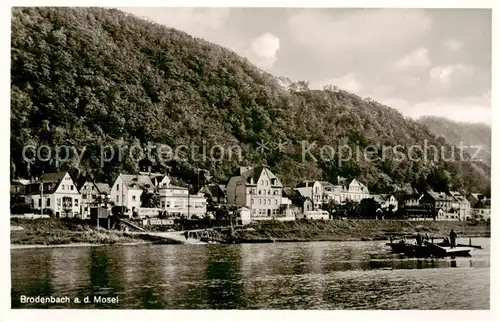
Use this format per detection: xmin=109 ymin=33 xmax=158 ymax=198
xmin=11 ymin=218 xmax=490 ymax=248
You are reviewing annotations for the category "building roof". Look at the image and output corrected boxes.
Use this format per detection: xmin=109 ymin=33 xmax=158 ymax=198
xmin=234 ymin=166 xmax=282 ymax=187
xmin=373 ymin=194 xmax=394 ymax=203
xmin=11 ymin=178 xmax=30 ymax=185
xmin=39 ymin=171 xmax=67 ymax=183
xmin=426 ymin=190 xmax=454 ymax=202
xmin=95 ymin=183 xmax=111 ymax=195
xmin=118 ymin=174 xmax=155 ymax=192
xmin=283 ymin=187 xmax=301 ymax=198
xmin=28 ymin=171 xmax=71 ymax=194
xmin=200 ymin=183 xmax=226 ymax=196
xmin=319 ymin=181 xmax=335 ymax=188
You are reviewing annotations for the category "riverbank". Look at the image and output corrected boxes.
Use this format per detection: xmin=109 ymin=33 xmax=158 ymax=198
xmin=229 ymin=219 xmax=490 ymax=242
xmin=11 ymin=217 xmax=490 ymax=246
xmin=10 ymin=218 xmax=181 ymax=246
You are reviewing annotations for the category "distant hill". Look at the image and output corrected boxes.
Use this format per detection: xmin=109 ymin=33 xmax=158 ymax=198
xmin=419 ymin=116 xmax=491 ymax=165
xmin=10 ymin=7 xmax=490 ymax=194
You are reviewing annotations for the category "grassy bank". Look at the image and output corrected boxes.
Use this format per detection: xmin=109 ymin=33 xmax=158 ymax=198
xmin=232 ymin=219 xmax=490 ymax=242
xmin=10 ymin=218 xmax=180 ymax=246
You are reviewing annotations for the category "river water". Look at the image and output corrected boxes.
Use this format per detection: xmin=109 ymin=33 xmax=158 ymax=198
xmin=11 ymin=238 xmax=489 ymax=309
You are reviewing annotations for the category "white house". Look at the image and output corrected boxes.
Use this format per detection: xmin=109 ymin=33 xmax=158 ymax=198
xmin=157 ymin=176 xmax=207 ymax=218
xmin=295 ymin=180 xmax=324 ymax=209
xmin=373 ymin=194 xmax=398 ymax=212
xmin=449 ymin=191 xmax=471 ymax=221
xmin=226 ymin=166 xmax=283 ymax=219
xmin=341 ymin=179 xmax=370 ymax=202
xmin=25 ymin=171 xmax=81 ymax=218
xmin=236 ymin=207 xmax=252 ymax=225
xmin=80 ymin=181 xmax=111 ymax=219
xmin=110 ymin=174 xmax=155 ymax=215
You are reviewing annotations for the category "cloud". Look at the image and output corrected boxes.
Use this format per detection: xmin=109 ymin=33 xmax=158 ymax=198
xmin=249 ymin=33 xmax=280 ymax=69
xmin=377 ymin=92 xmax=491 ymax=124
xmin=309 ymin=73 xmax=362 ymax=93
xmin=393 ymin=48 xmax=431 ymax=70
xmin=429 ymin=64 xmax=475 ymax=85
xmin=444 ymin=38 xmax=464 ymax=52
xmin=119 ymin=8 xmax=230 ymax=40
xmin=287 ymin=9 xmax=431 ymax=53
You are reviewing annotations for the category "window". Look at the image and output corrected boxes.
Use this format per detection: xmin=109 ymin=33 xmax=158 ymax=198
xmin=259 ymin=199 xmax=262 ymax=204
xmin=132 ymin=195 xmax=136 ymax=202
xmin=70 ymin=185 xmax=74 ymax=191
xmin=258 ymin=190 xmax=261 ymax=195
xmin=57 ymin=198 xmax=61 ymax=207
xmin=62 ymin=185 xmax=65 ymax=190
xmin=116 ymin=196 xmax=119 ymax=203
xmin=260 ymin=180 xmax=263 ymax=185
xmin=251 ymin=199 xmax=254 ymax=204
xmin=161 ymin=201 xmax=166 ymax=208
xmin=38 ymin=199 xmax=41 ymax=207
xmin=268 ymin=190 xmax=271 ymax=195
xmin=75 ymin=199 xmax=78 ymax=206
xmin=275 ymin=200 xmax=278 ymax=205
xmin=83 ymin=194 xmax=87 ymax=200
xmin=46 ymin=198 xmax=50 ymax=207
xmin=117 ymin=184 xmax=119 ymax=191
xmin=166 ymin=201 xmax=171 ymax=208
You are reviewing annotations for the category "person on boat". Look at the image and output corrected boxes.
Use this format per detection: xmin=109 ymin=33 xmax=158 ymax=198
xmin=184 ymin=231 xmax=189 ymax=240
xmin=449 ymin=229 xmax=457 ymax=248
xmin=415 ymin=233 xmax=423 ymax=247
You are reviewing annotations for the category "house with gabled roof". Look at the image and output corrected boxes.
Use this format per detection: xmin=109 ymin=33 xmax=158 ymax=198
xmin=199 ymin=183 xmax=227 ymax=207
xmin=25 ymin=171 xmax=81 ymax=217
xmin=449 ymin=191 xmax=471 ymax=220
xmin=80 ymin=180 xmax=112 ymax=218
xmin=110 ymin=174 xmax=155 ymax=215
xmin=226 ymin=166 xmax=283 ymax=219
xmin=341 ymin=179 xmax=370 ymax=202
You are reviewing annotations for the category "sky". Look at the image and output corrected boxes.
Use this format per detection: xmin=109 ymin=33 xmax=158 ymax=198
xmin=118 ymin=8 xmax=492 ymax=124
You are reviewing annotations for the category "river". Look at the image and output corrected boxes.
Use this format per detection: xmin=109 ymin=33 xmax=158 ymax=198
xmin=10 ymin=238 xmax=489 ymax=309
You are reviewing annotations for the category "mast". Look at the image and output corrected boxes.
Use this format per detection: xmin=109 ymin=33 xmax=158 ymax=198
xmin=40 ymin=180 xmax=44 ymax=215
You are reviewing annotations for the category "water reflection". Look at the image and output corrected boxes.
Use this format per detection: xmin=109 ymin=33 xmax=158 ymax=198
xmin=11 ymin=238 xmax=490 ymax=309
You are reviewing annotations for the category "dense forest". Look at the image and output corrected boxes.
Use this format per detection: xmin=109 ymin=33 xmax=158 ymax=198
xmin=419 ymin=116 xmax=491 ymax=166
xmin=10 ymin=7 xmax=491 ymax=195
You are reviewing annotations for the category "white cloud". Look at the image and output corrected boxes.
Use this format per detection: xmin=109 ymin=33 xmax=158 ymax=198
xmin=287 ymin=9 xmax=431 ymax=53
xmin=119 ymin=8 xmax=230 ymax=40
xmin=309 ymin=73 xmax=362 ymax=93
xmin=393 ymin=48 xmax=431 ymax=70
xmin=429 ymin=64 xmax=475 ymax=85
xmin=444 ymin=38 xmax=464 ymax=52
xmin=250 ymin=33 xmax=280 ymax=69
xmin=377 ymin=94 xmax=491 ymax=124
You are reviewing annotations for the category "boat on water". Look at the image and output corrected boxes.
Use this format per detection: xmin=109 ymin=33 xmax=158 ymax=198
xmin=386 ymin=240 xmax=476 ymax=257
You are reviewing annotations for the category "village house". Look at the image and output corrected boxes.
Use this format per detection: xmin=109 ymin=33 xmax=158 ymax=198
xmin=11 ymin=178 xmax=30 ymax=204
xmin=282 ymin=188 xmax=314 ymax=218
xmin=373 ymin=194 xmax=398 ymax=212
xmin=157 ymin=176 xmax=207 ymax=218
xmin=467 ymin=193 xmax=491 ymax=221
xmin=322 ymin=181 xmax=343 ymax=204
xmin=199 ymin=183 xmax=227 ymax=208
xmin=79 ymin=180 xmax=111 ymax=219
xmin=295 ymin=180 xmax=324 ymax=209
xmin=341 ymin=179 xmax=370 ymax=202
xmin=226 ymin=166 xmax=283 ymax=219
xmin=419 ymin=190 xmax=459 ymax=220
xmin=110 ymin=174 xmax=156 ymax=216
xmin=25 ymin=171 xmax=81 ymax=218
xmin=449 ymin=191 xmax=471 ymax=221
